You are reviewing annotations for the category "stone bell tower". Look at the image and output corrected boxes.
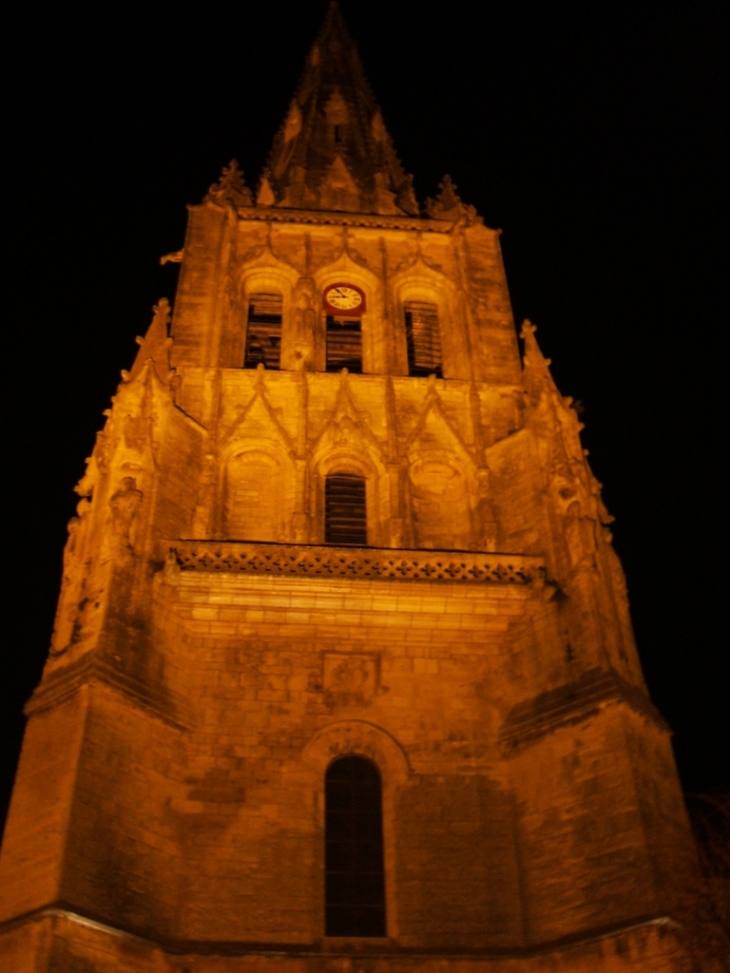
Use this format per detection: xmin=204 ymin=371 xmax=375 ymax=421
xmin=0 ymin=4 xmax=702 ymax=972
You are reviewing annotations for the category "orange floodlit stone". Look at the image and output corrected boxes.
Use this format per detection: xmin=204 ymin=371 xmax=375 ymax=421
xmin=0 ymin=5 xmax=706 ymax=972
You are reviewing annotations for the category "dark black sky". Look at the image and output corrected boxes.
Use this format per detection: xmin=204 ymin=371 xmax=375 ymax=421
xmin=3 ymin=1 xmax=727 ymax=831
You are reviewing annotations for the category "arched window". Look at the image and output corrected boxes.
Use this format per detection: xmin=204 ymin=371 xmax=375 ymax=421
xmin=324 ymin=474 xmax=367 ymax=545
xmin=325 ymin=756 xmax=386 ymax=937
xmin=244 ymin=292 xmax=282 ymax=369
xmin=404 ymin=300 xmax=442 ymax=377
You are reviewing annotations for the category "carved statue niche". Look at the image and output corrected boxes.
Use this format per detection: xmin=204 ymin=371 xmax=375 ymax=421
xmin=474 ymin=468 xmax=498 ymax=552
xmin=51 ymin=498 xmax=94 ymax=655
xmin=562 ymin=498 xmax=597 ymax=575
xmin=109 ymin=476 xmax=144 ymax=557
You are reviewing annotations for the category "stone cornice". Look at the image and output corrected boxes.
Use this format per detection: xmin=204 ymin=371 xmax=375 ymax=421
xmin=0 ymin=906 xmax=682 ymax=961
xmin=26 ymin=652 xmax=192 ymax=730
xmin=168 ymin=541 xmax=544 ymax=586
xmin=225 ymin=203 xmax=461 ymax=233
xmin=499 ymin=668 xmax=669 ymax=753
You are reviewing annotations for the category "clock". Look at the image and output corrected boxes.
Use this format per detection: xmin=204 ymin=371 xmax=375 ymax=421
xmin=323 ymin=283 xmax=366 ymax=315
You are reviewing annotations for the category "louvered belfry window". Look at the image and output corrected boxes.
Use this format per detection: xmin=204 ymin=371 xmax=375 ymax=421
xmin=325 ymin=474 xmax=367 ymax=546
xmin=405 ymin=301 xmax=442 ymax=377
xmin=244 ymin=293 xmax=283 ymax=369
xmin=325 ymin=756 xmax=386 ymax=937
xmin=326 ymin=316 xmax=362 ymax=373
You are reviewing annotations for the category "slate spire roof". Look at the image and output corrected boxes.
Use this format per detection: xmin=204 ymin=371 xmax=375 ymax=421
xmin=259 ymin=2 xmax=418 ymax=216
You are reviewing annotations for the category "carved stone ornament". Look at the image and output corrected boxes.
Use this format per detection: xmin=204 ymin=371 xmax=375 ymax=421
xmin=324 ymin=651 xmax=379 ymax=705
xmin=170 ymin=540 xmax=544 ymax=585
xmin=206 ymin=160 xmax=254 ymax=208
xmin=109 ymin=476 xmax=144 ymax=554
xmin=425 ymin=175 xmax=480 ymax=224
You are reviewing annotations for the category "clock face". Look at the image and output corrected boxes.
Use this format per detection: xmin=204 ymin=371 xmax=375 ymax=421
xmin=323 ymin=283 xmax=365 ymax=314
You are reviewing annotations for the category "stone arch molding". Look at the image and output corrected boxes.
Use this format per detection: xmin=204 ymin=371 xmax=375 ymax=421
xmin=301 ymin=720 xmax=410 ymax=785
xmin=314 ymin=251 xmax=381 ymax=300
xmin=390 ymin=259 xmax=456 ymax=309
xmin=236 ymin=251 xmax=301 ymax=299
xmin=315 ymin=255 xmax=382 ymax=326
xmin=235 ymin=260 xmax=298 ymax=338
xmin=389 ymin=258 xmax=458 ymax=331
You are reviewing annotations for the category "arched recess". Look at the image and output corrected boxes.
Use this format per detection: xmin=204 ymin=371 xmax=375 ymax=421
xmin=302 ymin=721 xmax=409 ymax=941
xmin=325 ymin=755 xmax=386 ymax=937
xmin=234 ymin=263 xmax=298 ymax=370
xmin=223 ymin=445 xmax=293 ymax=542
xmin=390 ymin=265 xmax=468 ymax=380
xmin=408 ymin=453 xmax=474 ymax=551
xmin=314 ymin=259 xmax=383 ymax=373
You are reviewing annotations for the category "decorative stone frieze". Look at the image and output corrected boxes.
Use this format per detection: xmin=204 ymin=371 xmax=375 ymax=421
xmin=169 ymin=539 xmax=544 ymax=585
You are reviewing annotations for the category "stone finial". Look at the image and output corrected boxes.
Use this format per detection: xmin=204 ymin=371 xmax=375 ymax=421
xmin=425 ymin=175 xmax=480 ymax=224
xmin=520 ymin=319 xmax=544 ymax=361
xmin=520 ymin=319 xmax=559 ymax=400
xmin=127 ymin=298 xmax=174 ymax=385
xmin=206 ymin=160 xmax=254 ymax=208
xmin=256 ymin=169 xmax=277 ymax=207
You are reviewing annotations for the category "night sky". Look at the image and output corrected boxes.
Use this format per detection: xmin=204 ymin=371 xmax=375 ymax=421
xmin=3 ymin=2 xmax=727 ymax=832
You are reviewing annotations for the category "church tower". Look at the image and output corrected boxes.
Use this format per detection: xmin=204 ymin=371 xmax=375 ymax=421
xmin=0 ymin=5 xmax=703 ymax=971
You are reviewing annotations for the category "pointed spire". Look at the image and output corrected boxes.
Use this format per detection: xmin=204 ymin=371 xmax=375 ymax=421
xmin=262 ymin=3 xmax=418 ymax=217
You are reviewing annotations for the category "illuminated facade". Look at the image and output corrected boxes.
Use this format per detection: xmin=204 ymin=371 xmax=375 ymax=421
xmin=0 ymin=5 xmax=701 ymax=971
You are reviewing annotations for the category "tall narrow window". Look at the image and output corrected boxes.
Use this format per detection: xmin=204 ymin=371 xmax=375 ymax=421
xmin=405 ymin=301 xmax=442 ymax=377
xmin=325 ymin=756 xmax=386 ymax=937
xmin=325 ymin=474 xmax=367 ymax=545
xmin=326 ymin=316 xmax=362 ymax=373
xmin=244 ymin=292 xmax=282 ymax=369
